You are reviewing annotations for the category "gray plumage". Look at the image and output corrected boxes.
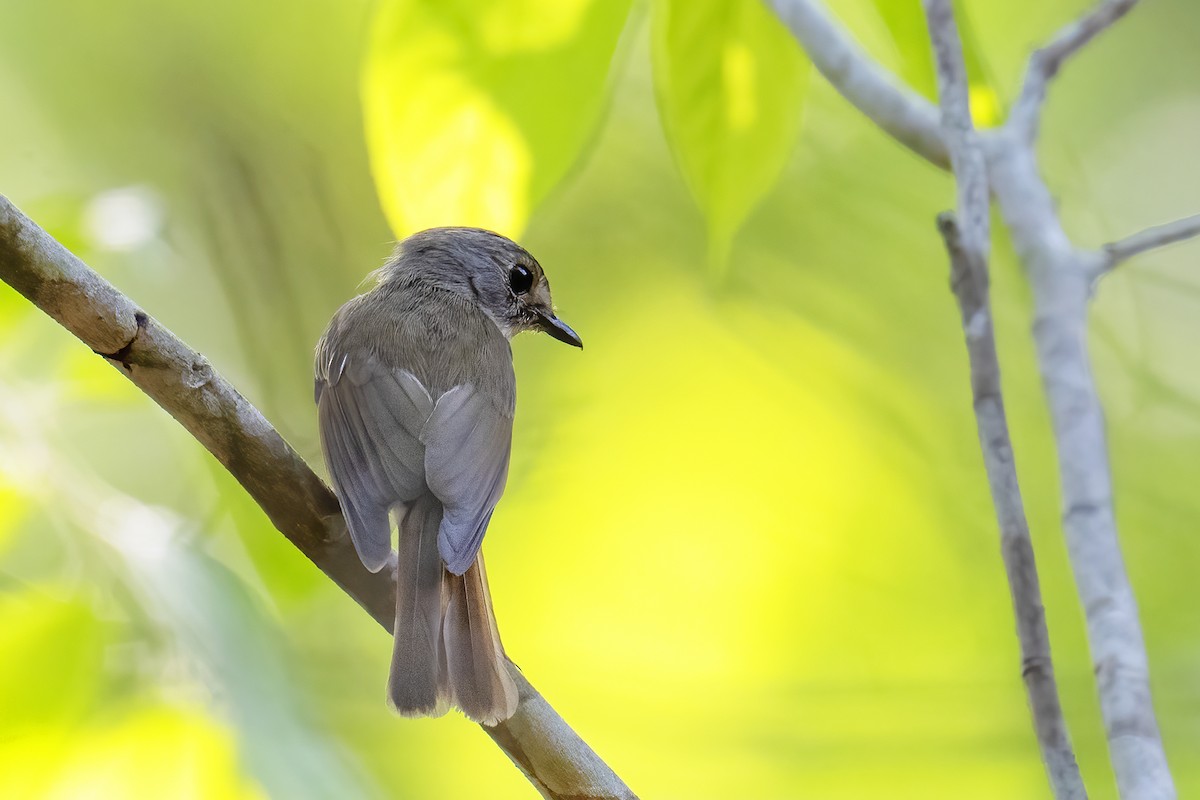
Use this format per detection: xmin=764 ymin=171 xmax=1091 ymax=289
xmin=314 ymin=227 xmax=580 ymax=725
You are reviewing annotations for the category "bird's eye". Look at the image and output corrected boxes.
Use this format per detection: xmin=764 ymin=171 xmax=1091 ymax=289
xmin=509 ymin=264 xmax=534 ymax=294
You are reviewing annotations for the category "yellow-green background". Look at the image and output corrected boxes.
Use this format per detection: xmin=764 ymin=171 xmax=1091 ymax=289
xmin=2 ymin=1 xmax=1198 ymax=798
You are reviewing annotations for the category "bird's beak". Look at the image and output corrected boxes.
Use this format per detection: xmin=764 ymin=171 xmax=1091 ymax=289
xmin=535 ymin=311 xmax=583 ymax=349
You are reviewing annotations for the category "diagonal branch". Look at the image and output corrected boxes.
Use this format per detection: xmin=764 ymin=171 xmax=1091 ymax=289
xmin=765 ymin=0 xmax=948 ymax=168
xmin=0 ymin=193 xmax=636 ymax=800
xmin=936 ymin=216 xmax=1088 ymax=800
xmin=1099 ymin=213 xmax=1200 ymax=273
xmin=1009 ymin=0 xmax=1139 ymax=142
xmin=924 ymin=4 xmax=1086 ymax=798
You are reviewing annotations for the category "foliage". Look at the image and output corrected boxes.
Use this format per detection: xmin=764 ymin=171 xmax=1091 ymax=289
xmin=363 ymin=0 xmax=632 ymax=238
xmin=650 ymin=0 xmax=808 ymax=272
xmin=2 ymin=0 xmax=1200 ymax=798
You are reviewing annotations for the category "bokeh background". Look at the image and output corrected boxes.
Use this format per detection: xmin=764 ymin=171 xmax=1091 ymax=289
xmin=2 ymin=0 xmax=1198 ymax=798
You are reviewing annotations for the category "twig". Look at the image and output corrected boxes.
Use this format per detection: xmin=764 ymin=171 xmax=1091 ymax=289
xmin=1100 ymin=213 xmax=1200 ymax=272
xmin=924 ymin=4 xmax=1085 ymax=797
xmin=765 ymin=0 xmax=948 ymax=168
xmin=0 ymin=193 xmax=636 ymax=800
xmin=1009 ymin=0 xmax=1140 ymax=141
xmin=937 ymin=216 xmax=1087 ymax=800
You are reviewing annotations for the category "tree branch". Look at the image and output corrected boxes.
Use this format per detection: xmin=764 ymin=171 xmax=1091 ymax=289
xmin=771 ymin=0 xmax=1180 ymax=792
xmin=937 ymin=216 xmax=1088 ymax=800
xmin=765 ymin=0 xmax=948 ymax=168
xmin=0 ymin=193 xmax=635 ymax=800
xmin=986 ymin=5 xmax=1176 ymax=795
xmin=1100 ymin=213 xmax=1200 ymax=272
xmin=1009 ymin=0 xmax=1139 ymax=142
xmin=987 ymin=132 xmax=1176 ymax=799
xmin=924 ymin=4 xmax=1085 ymax=797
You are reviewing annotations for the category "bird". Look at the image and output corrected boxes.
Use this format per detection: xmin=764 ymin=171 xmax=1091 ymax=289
xmin=314 ymin=227 xmax=581 ymax=725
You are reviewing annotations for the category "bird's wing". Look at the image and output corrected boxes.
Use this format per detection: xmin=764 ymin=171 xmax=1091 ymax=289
xmin=424 ymin=385 xmax=513 ymax=575
xmin=316 ymin=348 xmax=514 ymax=576
xmin=315 ymin=350 xmax=433 ymax=572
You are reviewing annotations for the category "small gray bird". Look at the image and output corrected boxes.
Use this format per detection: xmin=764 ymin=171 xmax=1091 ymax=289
xmin=314 ymin=227 xmax=581 ymax=725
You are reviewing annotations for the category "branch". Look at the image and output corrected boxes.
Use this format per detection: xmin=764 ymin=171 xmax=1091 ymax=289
xmin=938 ymin=215 xmax=1088 ymax=800
xmin=771 ymin=0 xmax=1177 ymax=793
xmin=1009 ymin=0 xmax=1139 ymax=141
xmin=1100 ymin=213 xmax=1200 ymax=272
xmin=924 ymin=5 xmax=1085 ymax=798
xmin=983 ymin=7 xmax=1177 ymax=797
xmin=0 ymin=193 xmax=635 ymax=800
xmin=765 ymin=0 xmax=949 ymax=168
xmin=991 ymin=148 xmax=1178 ymax=799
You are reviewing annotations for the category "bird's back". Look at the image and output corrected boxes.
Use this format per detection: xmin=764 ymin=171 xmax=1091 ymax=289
xmin=316 ymin=278 xmax=515 ymax=417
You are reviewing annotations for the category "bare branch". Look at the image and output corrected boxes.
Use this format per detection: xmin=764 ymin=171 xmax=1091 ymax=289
xmin=1100 ymin=213 xmax=1200 ymax=272
xmin=938 ymin=215 xmax=1088 ymax=800
xmin=925 ymin=5 xmax=1085 ymax=797
xmin=765 ymin=0 xmax=948 ymax=168
xmin=1009 ymin=0 xmax=1139 ymax=141
xmin=0 ymin=193 xmax=636 ymax=800
xmin=987 ymin=122 xmax=1178 ymax=800
xmin=980 ymin=8 xmax=1176 ymax=793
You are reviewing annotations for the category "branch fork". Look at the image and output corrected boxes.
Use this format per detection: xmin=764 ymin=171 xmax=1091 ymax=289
xmin=769 ymin=0 xmax=1197 ymax=796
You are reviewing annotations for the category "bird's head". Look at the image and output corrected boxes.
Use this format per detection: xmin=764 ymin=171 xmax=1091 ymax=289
xmin=382 ymin=227 xmax=582 ymax=348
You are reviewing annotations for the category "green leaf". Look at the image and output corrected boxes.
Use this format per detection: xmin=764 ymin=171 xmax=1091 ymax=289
xmin=363 ymin=0 xmax=633 ymax=239
xmin=651 ymin=0 xmax=808 ymax=272
xmin=0 ymin=590 xmax=105 ymax=732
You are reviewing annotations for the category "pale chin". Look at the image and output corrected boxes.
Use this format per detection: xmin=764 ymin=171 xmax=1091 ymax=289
xmin=477 ymin=307 xmax=521 ymax=340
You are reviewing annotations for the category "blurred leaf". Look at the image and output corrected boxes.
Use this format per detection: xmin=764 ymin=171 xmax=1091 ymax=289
xmin=0 ymin=589 xmax=105 ymax=732
xmin=651 ymin=0 xmax=808 ymax=272
xmin=363 ymin=0 xmax=633 ymax=238
xmin=0 ymin=485 xmax=26 ymax=553
xmin=96 ymin=501 xmax=377 ymax=800
xmin=0 ymin=284 xmax=22 ymax=333
xmin=202 ymin=459 xmax=328 ymax=608
xmin=0 ymin=707 xmax=265 ymax=800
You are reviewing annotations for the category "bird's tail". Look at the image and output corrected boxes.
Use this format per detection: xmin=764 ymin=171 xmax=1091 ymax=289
xmin=388 ymin=495 xmax=517 ymax=725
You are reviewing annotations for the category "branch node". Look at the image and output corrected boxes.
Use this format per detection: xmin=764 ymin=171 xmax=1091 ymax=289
xmin=938 ymin=211 xmax=972 ymax=292
xmin=95 ymin=310 xmax=149 ymax=371
xmin=1098 ymin=213 xmax=1200 ymax=274
xmin=1022 ymin=654 xmax=1053 ymax=680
